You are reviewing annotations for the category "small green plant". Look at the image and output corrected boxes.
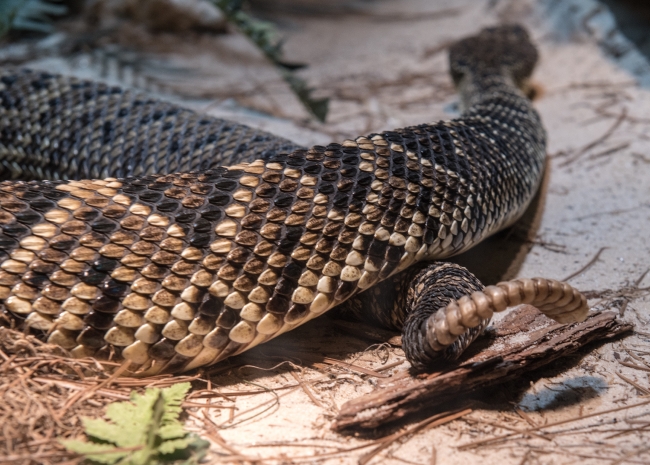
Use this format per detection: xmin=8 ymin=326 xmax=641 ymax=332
xmin=0 ymin=0 xmax=67 ymax=37
xmin=61 ymin=382 xmax=209 ymax=465
xmin=214 ymin=0 xmax=329 ymax=122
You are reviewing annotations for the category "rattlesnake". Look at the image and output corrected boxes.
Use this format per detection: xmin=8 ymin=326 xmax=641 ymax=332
xmin=0 ymin=25 xmax=588 ymax=375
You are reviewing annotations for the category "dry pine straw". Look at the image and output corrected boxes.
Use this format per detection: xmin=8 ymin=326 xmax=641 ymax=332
xmin=2 ymin=310 xmax=650 ymax=464
xmin=0 ymin=325 xmax=422 ymax=464
xmin=1 ymin=327 xmax=113 ymax=464
xmin=0 ymin=327 xmax=218 ymax=465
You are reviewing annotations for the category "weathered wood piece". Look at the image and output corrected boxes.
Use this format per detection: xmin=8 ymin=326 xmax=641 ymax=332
xmin=333 ymin=307 xmax=632 ymax=431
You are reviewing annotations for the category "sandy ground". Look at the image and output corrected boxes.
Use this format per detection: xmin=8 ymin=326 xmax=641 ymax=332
xmin=4 ymin=0 xmax=650 ymax=463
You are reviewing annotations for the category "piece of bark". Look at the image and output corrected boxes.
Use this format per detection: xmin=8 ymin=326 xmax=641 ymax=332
xmin=333 ymin=306 xmax=632 ymax=432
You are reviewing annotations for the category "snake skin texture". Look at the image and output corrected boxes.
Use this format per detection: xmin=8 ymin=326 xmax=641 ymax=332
xmin=0 ymin=69 xmax=303 ymax=180
xmin=339 ymin=261 xmax=489 ymax=367
xmin=0 ymin=26 xmax=547 ymax=375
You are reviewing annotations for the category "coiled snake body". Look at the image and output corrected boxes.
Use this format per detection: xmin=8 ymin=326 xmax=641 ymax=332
xmin=0 ymin=26 xmax=588 ymax=375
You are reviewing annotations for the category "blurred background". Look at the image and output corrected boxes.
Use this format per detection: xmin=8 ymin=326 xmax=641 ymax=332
xmin=3 ymin=0 xmax=650 ymax=146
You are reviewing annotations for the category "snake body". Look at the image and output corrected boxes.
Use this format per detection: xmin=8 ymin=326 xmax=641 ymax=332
xmin=0 ymin=26 xmax=587 ymax=374
xmin=0 ymin=71 xmax=303 ymax=180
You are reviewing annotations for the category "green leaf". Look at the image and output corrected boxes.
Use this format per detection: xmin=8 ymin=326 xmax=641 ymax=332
xmin=60 ymin=382 xmax=208 ymax=465
xmin=163 ymin=435 xmax=210 ymax=465
xmin=212 ymin=0 xmax=329 ymax=122
xmin=143 ymin=391 xmax=166 ymax=461
xmin=82 ymin=417 xmax=138 ymax=448
xmin=0 ymin=0 xmax=67 ymax=37
xmin=59 ymin=439 xmax=130 ymax=465
xmin=281 ymin=70 xmax=329 ymax=123
xmin=156 ymin=437 xmax=194 ymax=455
xmin=158 ymin=424 xmax=187 ymax=440
xmin=160 ymin=382 xmax=191 ymax=423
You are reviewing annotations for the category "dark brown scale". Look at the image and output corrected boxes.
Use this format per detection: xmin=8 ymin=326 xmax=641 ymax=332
xmin=216 ymin=307 xmax=238 ymax=328
xmin=100 ymin=279 xmax=129 ymax=298
xmin=1 ymin=223 xmax=28 ymax=237
xmin=21 ymin=272 xmax=49 ymax=288
xmin=266 ymin=294 xmax=291 ymax=314
xmin=81 ymin=268 xmax=108 ymax=286
xmin=49 ymin=234 xmax=77 ymax=251
xmin=285 ymin=304 xmax=309 ymax=323
xmin=85 ymin=311 xmax=116 ymax=330
xmin=189 ymin=233 xmax=211 ymax=248
xmin=379 ymin=261 xmax=399 ymax=280
xmin=140 ymin=191 xmax=163 ymax=203
xmin=198 ymin=295 xmax=224 ymax=317
xmin=78 ymin=327 xmax=107 ymax=348
xmin=203 ymin=327 xmax=230 ymax=350
xmin=192 ymin=218 xmax=211 ymax=233
xmin=163 ymin=354 xmax=194 ymax=374
xmin=150 ymin=338 xmax=177 ymax=360
xmin=335 ymin=281 xmax=357 ymax=301
xmin=0 ymin=237 xmax=17 ymax=254
xmin=29 ymin=260 xmax=57 ymax=274
xmin=274 ymin=279 xmax=295 ymax=297
xmin=217 ymin=341 xmax=245 ymax=360
xmin=14 ymin=210 xmax=42 ymax=224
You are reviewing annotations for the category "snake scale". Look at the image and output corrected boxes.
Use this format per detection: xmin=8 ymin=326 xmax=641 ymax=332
xmin=0 ymin=26 xmax=588 ymax=375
